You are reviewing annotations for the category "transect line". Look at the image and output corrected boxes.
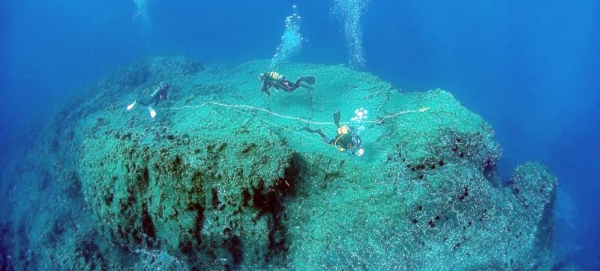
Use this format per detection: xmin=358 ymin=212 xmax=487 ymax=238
xmin=170 ymin=101 xmax=332 ymax=147
xmin=209 ymin=102 xmax=334 ymax=125
xmin=170 ymin=101 xmax=430 ymax=126
xmin=171 ymin=101 xmax=334 ymax=125
xmin=226 ymin=106 xmax=336 ymax=149
xmin=368 ymin=107 xmax=430 ymax=124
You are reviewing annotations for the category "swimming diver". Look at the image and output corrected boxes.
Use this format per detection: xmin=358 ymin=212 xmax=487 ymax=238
xmin=304 ymin=111 xmax=365 ymax=157
xmin=258 ymin=71 xmax=315 ymax=97
xmin=126 ymin=82 xmax=170 ymax=118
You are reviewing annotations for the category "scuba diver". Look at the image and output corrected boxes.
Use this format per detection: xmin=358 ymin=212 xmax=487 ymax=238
xmin=258 ymin=71 xmax=315 ymax=97
xmin=126 ymin=82 xmax=170 ymax=118
xmin=303 ymin=111 xmax=365 ymax=157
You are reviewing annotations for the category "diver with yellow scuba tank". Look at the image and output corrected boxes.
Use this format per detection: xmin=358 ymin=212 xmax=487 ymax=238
xmin=258 ymin=71 xmax=315 ymax=97
xmin=303 ymin=111 xmax=365 ymax=157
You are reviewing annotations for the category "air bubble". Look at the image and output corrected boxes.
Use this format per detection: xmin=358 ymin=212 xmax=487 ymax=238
xmin=270 ymin=6 xmax=304 ymax=68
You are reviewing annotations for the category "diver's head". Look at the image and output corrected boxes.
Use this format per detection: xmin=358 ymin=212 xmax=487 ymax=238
xmin=258 ymin=73 xmax=266 ymax=80
xmin=160 ymin=81 xmax=170 ymax=89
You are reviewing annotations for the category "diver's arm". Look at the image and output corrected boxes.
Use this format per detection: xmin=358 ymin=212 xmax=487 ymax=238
xmin=261 ymin=81 xmax=271 ymax=96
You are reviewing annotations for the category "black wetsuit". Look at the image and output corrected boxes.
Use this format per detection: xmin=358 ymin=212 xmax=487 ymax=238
xmin=307 ymin=127 xmax=363 ymax=156
xmin=260 ymin=71 xmax=314 ymax=97
xmin=331 ymin=129 xmax=363 ymax=156
xmin=261 ymin=77 xmax=302 ymax=97
xmin=137 ymin=83 xmax=169 ymax=107
xmin=304 ymin=111 xmax=364 ymax=156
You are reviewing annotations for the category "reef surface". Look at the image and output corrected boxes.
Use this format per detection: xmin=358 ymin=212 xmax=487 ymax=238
xmin=0 ymin=57 xmax=557 ymax=270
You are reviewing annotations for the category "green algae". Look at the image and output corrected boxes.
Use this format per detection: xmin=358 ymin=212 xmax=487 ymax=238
xmin=0 ymin=57 xmax=558 ymax=270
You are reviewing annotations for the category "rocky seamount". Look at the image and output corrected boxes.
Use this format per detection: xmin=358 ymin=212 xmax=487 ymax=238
xmin=0 ymin=57 xmax=558 ymax=270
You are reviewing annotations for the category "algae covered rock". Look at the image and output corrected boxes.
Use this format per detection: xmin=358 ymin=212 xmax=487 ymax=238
xmin=80 ymin=103 xmax=294 ymax=268
xmin=279 ymin=88 xmax=556 ymax=270
xmin=67 ymin=57 xmax=559 ymax=269
xmin=508 ymin=162 xmax=558 ymax=248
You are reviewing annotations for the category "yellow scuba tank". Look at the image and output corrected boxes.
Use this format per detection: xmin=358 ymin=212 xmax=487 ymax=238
xmin=333 ymin=125 xmax=350 ymax=151
xmin=337 ymin=125 xmax=349 ymax=135
xmin=268 ymin=71 xmax=283 ymax=80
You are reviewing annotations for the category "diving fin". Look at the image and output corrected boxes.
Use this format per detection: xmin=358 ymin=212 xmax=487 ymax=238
xmin=300 ymin=84 xmax=314 ymax=90
xmin=127 ymin=101 xmax=136 ymax=110
xmin=299 ymin=76 xmax=316 ymax=85
xmin=333 ymin=111 xmax=341 ymax=128
xmin=148 ymin=107 xmax=156 ymax=118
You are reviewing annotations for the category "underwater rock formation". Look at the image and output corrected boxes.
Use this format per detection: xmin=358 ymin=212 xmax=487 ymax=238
xmin=80 ymin=103 xmax=293 ymax=268
xmin=0 ymin=56 xmax=558 ymax=270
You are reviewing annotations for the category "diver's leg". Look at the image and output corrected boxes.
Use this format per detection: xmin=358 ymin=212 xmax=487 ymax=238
xmin=303 ymin=127 xmax=331 ymax=143
xmin=283 ymin=80 xmax=300 ymax=93
xmin=128 ymin=98 xmax=149 ymax=110
xmin=136 ymin=99 xmax=150 ymax=106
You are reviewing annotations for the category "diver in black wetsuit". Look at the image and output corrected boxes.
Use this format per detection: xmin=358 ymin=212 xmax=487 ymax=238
xmin=304 ymin=111 xmax=365 ymax=157
xmin=126 ymin=82 xmax=170 ymax=118
xmin=258 ymin=71 xmax=315 ymax=97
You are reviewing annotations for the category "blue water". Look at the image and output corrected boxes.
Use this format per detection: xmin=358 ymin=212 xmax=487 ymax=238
xmin=1 ymin=0 xmax=599 ymax=268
